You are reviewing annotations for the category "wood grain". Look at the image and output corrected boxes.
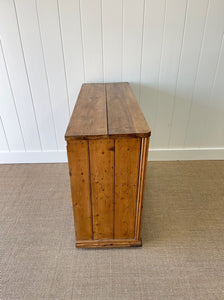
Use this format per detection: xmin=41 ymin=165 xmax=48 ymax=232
xmin=65 ymin=82 xmax=151 ymax=140
xmin=65 ymin=83 xmax=107 ymax=139
xmin=89 ymin=139 xmax=114 ymax=239
xmin=67 ymin=140 xmax=92 ymax=240
xmin=76 ymin=239 xmax=142 ymax=248
xmin=106 ymin=82 xmax=151 ymax=137
xmin=134 ymin=137 xmax=150 ymax=240
xmin=65 ymin=83 xmax=150 ymax=248
xmin=114 ymin=138 xmax=141 ymax=239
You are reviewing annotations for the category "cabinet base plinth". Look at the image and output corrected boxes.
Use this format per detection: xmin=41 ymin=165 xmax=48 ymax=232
xmin=76 ymin=238 xmax=142 ymax=249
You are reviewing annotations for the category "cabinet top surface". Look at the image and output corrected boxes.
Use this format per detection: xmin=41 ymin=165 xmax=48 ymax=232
xmin=65 ymin=82 xmax=151 ymax=140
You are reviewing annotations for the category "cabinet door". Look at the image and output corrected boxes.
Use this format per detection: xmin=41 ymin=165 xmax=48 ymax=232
xmin=67 ymin=140 xmax=92 ymax=240
xmin=89 ymin=139 xmax=114 ymax=240
xmin=114 ymin=138 xmax=141 ymax=239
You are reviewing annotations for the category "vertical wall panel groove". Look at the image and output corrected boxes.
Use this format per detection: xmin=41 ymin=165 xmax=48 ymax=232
xmin=36 ymin=0 xmax=70 ymax=150
xmin=79 ymin=0 xmax=86 ymax=83
xmin=121 ymin=0 xmax=124 ymax=82
xmin=0 ymin=41 xmax=26 ymax=151
xmin=0 ymin=117 xmax=10 ymax=152
xmin=100 ymin=0 xmax=105 ymax=82
xmin=1 ymin=0 xmax=224 ymax=157
xmin=152 ymin=0 xmax=168 ymax=147
xmin=15 ymin=0 xmax=58 ymax=151
xmin=34 ymin=0 xmax=58 ymax=151
xmin=80 ymin=0 xmax=104 ymax=82
xmin=13 ymin=0 xmax=42 ymax=151
xmin=168 ymin=0 xmax=189 ymax=147
xmin=0 ymin=0 xmax=41 ymax=151
xmin=185 ymin=0 xmax=224 ymax=147
xmin=138 ymin=0 xmax=146 ymax=104
xmin=153 ymin=0 xmax=188 ymax=148
xmin=205 ymin=33 xmax=224 ymax=118
xmin=140 ymin=0 xmax=167 ymax=148
xmin=102 ymin=0 xmax=122 ymax=83
xmin=123 ymin=0 xmax=145 ymax=100
xmin=56 ymin=0 xmax=71 ymax=116
xmin=169 ymin=0 xmax=209 ymax=148
xmin=184 ymin=0 xmax=210 ymax=146
xmin=204 ymin=33 xmax=224 ymax=147
xmin=202 ymin=32 xmax=224 ymax=146
xmin=57 ymin=0 xmax=85 ymax=112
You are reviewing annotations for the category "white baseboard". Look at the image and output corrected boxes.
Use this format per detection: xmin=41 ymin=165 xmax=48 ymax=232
xmin=0 ymin=148 xmax=224 ymax=164
xmin=0 ymin=151 xmax=67 ymax=164
xmin=148 ymin=148 xmax=224 ymax=161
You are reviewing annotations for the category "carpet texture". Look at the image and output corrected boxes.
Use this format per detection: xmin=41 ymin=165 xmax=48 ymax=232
xmin=1 ymin=161 xmax=224 ymax=299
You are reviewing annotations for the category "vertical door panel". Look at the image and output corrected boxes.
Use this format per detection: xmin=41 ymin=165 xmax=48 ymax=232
xmin=67 ymin=140 xmax=92 ymax=240
xmin=89 ymin=139 xmax=114 ymax=240
xmin=114 ymin=138 xmax=140 ymax=239
xmin=135 ymin=137 xmax=150 ymax=240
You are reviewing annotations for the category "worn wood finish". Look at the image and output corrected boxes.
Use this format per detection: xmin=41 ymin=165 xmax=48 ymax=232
xmin=76 ymin=239 xmax=142 ymax=248
xmin=65 ymin=83 xmax=150 ymax=248
xmin=106 ymin=82 xmax=150 ymax=137
xmin=67 ymin=140 xmax=92 ymax=240
xmin=65 ymin=82 xmax=150 ymax=140
xmin=65 ymin=83 xmax=107 ymax=139
xmin=134 ymin=137 xmax=150 ymax=240
xmin=89 ymin=139 xmax=114 ymax=240
xmin=114 ymin=138 xmax=141 ymax=239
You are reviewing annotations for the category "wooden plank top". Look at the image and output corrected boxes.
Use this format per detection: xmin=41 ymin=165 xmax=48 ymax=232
xmin=65 ymin=84 xmax=107 ymax=139
xmin=65 ymin=82 xmax=150 ymax=140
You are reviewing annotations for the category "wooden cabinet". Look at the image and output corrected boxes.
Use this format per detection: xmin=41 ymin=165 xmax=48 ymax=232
xmin=65 ymin=83 xmax=150 ymax=248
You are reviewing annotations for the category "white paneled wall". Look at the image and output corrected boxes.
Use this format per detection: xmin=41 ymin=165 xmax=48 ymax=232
xmin=0 ymin=0 xmax=224 ymax=163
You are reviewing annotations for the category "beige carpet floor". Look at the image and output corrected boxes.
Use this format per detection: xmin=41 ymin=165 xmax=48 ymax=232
xmin=1 ymin=161 xmax=224 ymax=300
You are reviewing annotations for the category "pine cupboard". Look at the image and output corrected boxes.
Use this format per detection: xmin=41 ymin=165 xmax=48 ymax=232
xmin=65 ymin=83 xmax=151 ymax=248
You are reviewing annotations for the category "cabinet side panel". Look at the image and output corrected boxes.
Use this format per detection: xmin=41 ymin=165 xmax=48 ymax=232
xmin=67 ymin=140 xmax=92 ymax=240
xmin=89 ymin=139 xmax=114 ymax=240
xmin=135 ymin=137 xmax=150 ymax=240
xmin=114 ymin=138 xmax=141 ymax=239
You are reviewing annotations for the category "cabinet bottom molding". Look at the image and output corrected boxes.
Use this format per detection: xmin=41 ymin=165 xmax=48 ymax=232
xmin=76 ymin=238 xmax=142 ymax=248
